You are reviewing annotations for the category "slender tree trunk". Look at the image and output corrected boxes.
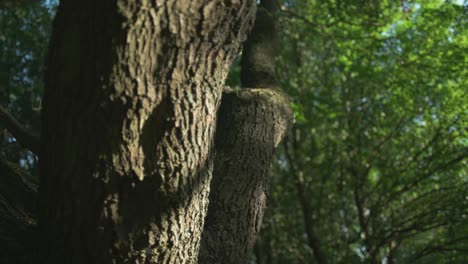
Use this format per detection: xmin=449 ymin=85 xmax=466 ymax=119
xmin=287 ymin=131 xmax=328 ymax=264
xmin=38 ymin=1 xmax=255 ymax=263
xmin=199 ymin=3 xmax=293 ymax=263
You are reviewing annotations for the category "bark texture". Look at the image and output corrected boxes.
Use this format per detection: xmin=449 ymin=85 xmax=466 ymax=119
xmin=199 ymin=87 xmax=292 ymax=264
xmin=39 ymin=1 xmax=255 ymax=263
xmin=199 ymin=4 xmax=294 ymax=263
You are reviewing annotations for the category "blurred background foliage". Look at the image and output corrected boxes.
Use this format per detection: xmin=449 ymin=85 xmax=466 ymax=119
xmin=1 ymin=0 xmax=467 ymax=263
xmin=255 ymin=0 xmax=467 ymax=263
xmin=0 ymin=1 xmax=53 ymax=173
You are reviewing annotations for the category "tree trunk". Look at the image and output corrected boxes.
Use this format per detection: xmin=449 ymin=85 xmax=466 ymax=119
xmin=199 ymin=87 xmax=292 ymax=264
xmin=199 ymin=4 xmax=293 ymax=263
xmin=285 ymin=131 xmax=328 ymax=264
xmin=38 ymin=1 xmax=255 ymax=263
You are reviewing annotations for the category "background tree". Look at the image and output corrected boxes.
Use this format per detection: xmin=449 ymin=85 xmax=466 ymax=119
xmin=254 ymin=0 xmax=467 ymax=263
xmin=0 ymin=2 xmax=51 ymax=263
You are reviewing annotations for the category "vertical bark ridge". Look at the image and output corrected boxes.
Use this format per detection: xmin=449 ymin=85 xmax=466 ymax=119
xmin=39 ymin=1 xmax=256 ymax=263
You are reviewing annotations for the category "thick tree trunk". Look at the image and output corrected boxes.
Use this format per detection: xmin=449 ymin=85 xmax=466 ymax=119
xmin=38 ymin=1 xmax=255 ymax=263
xmin=199 ymin=4 xmax=293 ymax=263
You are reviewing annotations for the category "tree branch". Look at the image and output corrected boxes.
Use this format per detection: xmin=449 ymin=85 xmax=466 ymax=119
xmin=0 ymin=159 xmax=37 ymax=263
xmin=0 ymin=106 xmax=40 ymax=154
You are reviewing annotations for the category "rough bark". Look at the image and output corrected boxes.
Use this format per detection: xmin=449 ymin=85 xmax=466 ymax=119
xmin=199 ymin=4 xmax=294 ymax=263
xmin=199 ymin=87 xmax=292 ymax=264
xmin=38 ymin=1 xmax=255 ymax=263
